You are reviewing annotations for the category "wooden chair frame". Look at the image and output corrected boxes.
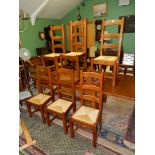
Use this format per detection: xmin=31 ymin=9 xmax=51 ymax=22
xmin=70 ymin=71 xmax=104 ymax=147
xmin=26 ymin=65 xmax=54 ymax=124
xmin=45 ymin=68 xmax=76 ymax=134
xmin=36 ymin=65 xmax=57 ymax=100
xmin=28 ymin=57 xmax=42 ymax=87
xmin=70 ymin=19 xmax=87 ymax=69
xmin=91 ymin=18 xmax=124 ymax=87
xmin=60 ymin=54 xmax=80 ymax=82
xmin=49 ymin=24 xmax=66 ymax=53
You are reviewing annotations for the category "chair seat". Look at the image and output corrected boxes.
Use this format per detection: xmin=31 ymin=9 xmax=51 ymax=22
xmin=44 ymin=53 xmax=60 ymax=57
xmin=47 ymin=98 xmax=72 ymax=113
xmin=65 ymin=52 xmax=84 ymax=56
xmin=19 ymin=90 xmax=32 ymax=101
xmin=27 ymin=93 xmax=51 ymax=105
xmin=72 ymin=105 xmax=99 ymax=125
xmin=94 ymin=56 xmax=117 ymax=62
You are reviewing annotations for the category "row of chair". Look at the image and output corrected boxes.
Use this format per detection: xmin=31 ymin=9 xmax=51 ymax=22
xmin=21 ymin=65 xmax=104 ymax=147
xmin=46 ymin=17 xmax=124 ymax=87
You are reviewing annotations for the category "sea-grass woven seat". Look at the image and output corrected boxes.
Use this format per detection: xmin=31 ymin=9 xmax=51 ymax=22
xmin=47 ymin=98 xmax=72 ymax=113
xmin=27 ymin=93 xmax=51 ymax=105
xmin=72 ymin=105 xmax=99 ymax=125
xmin=94 ymin=55 xmax=117 ymax=62
xmin=26 ymin=93 xmax=52 ymax=124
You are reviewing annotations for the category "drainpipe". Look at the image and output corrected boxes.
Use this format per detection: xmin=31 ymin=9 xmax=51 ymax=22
xmin=30 ymin=0 xmax=50 ymax=25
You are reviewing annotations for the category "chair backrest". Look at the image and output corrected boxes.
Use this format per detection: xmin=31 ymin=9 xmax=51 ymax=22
xmin=60 ymin=55 xmax=80 ymax=81
xmin=28 ymin=57 xmax=42 ymax=79
xmin=70 ymin=19 xmax=87 ymax=53
xmin=36 ymin=65 xmax=56 ymax=96
xmin=49 ymin=24 xmax=66 ymax=53
xmin=57 ymin=68 xmax=75 ymax=107
xmin=80 ymin=71 xmax=104 ymax=111
xmin=60 ymin=54 xmax=79 ymax=69
xmin=100 ymin=18 xmax=124 ymax=62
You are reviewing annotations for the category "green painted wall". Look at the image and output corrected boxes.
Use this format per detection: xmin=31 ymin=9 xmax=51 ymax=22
xmin=19 ymin=18 xmax=61 ymax=56
xmin=61 ymin=0 xmax=135 ymax=53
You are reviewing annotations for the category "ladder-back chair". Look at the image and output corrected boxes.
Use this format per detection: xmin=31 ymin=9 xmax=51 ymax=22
xmin=36 ymin=65 xmax=57 ymax=100
xmin=28 ymin=57 xmax=42 ymax=87
xmin=25 ymin=66 xmax=54 ymax=124
xmin=45 ymin=68 xmax=76 ymax=134
xmin=70 ymin=71 xmax=104 ymax=147
xmin=91 ymin=18 xmax=124 ymax=87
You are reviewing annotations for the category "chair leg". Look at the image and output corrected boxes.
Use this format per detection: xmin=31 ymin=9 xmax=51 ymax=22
xmin=40 ymin=106 xmax=46 ymax=124
xmin=93 ymin=125 xmax=97 ymax=147
xmin=112 ymin=64 xmax=117 ymax=87
xmin=99 ymin=114 xmax=102 ymax=130
xmin=26 ymin=103 xmax=33 ymax=118
xmin=62 ymin=114 xmax=67 ymax=134
xmin=46 ymin=111 xmax=51 ymax=126
xmin=70 ymin=119 xmax=74 ymax=138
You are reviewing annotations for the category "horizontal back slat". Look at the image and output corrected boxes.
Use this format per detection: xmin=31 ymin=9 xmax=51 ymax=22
xmin=83 ymin=85 xmax=100 ymax=92
xmin=53 ymin=36 xmax=62 ymax=40
xmin=101 ymin=44 xmax=119 ymax=49
xmin=83 ymin=95 xmax=100 ymax=103
xmin=71 ymin=20 xmax=85 ymax=26
xmin=51 ymin=25 xmax=62 ymax=30
xmin=53 ymin=44 xmax=63 ymax=48
xmin=72 ymin=33 xmax=84 ymax=37
xmin=72 ymin=42 xmax=84 ymax=46
xmin=104 ymin=19 xmax=123 ymax=26
xmin=103 ymin=33 xmax=120 ymax=38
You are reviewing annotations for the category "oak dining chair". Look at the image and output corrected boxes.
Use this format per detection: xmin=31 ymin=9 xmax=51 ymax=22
xmin=70 ymin=71 xmax=104 ymax=147
xmin=91 ymin=18 xmax=124 ymax=87
xmin=25 ymin=65 xmax=54 ymax=124
xmin=45 ymin=68 xmax=76 ymax=134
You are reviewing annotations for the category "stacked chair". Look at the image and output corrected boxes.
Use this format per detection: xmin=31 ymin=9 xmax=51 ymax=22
xmin=70 ymin=19 xmax=87 ymax=69
xmin=49 ymin=24 xmax=66 ymax=53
